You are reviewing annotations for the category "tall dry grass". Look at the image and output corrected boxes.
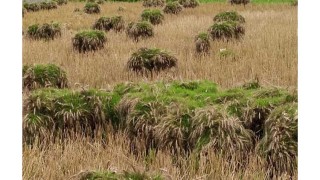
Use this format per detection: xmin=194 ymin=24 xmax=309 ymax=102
xmin=23 ymin=2 xmax=297 ymax=89
xmin=23 ymin=133 xmax=297 ymax=179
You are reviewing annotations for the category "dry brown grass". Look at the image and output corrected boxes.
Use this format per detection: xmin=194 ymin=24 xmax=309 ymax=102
xmin=23 ymin=133 xmax=297 ymax=180
xmin=23 ymin=2 xmax=297 ymax=89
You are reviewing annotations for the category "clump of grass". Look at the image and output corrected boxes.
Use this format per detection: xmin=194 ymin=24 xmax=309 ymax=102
xmin=141 ymin=9 xmax=164 ymax=25
xmin=127 ymin=48 xmax=178 ymax=76
xmin=178 ymin=0 xmax=199 ymax=8
xmin=213 ymin=11 xmax=245 ymax=23
xmin=143 ymin=0 xmax=165 ymax=7
xmin=191 ymin=106 xmax=253 ymax=159
xmin=23 ymin=88 xmax=113 ymax=143
xmin=93 ymin=16 xmax=125 ymax=32
xmin=72 ymin=30 xmax=106 ymax=53
xmin=126 ymin=21 xmax=154 ymax=41
xmin=257 ymin=103 xmax=297 ymax=177
xmin=23 ymin=2 xmax=41 ymax=12
xmin=84 ymin=2 xmax=100 ymax=14
xmin=208 ymin=21 xmax=245 ymax=41
xmin=195 ymin=32 xmax=210 ymax=54
xmin=23 ymin=64 xmax=68 ymax=90
xmin=228 ymin=0 xmax=250 ymax=6
xmin=53 ymin=0 xmax=68 ymax=5
xmin=27 ymin=22 xmax=61 ymax=40
xmin=163 ymin=2 xmax=183 ymax=14
xmin=77 ymin=170 xmax=163 ymax=180
xmin=40 ymin=1 xmax=58 ymax=10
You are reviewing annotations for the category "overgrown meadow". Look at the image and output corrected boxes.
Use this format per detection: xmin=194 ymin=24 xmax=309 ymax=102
xmin=23 ymin=0 xmax=297 ymax=179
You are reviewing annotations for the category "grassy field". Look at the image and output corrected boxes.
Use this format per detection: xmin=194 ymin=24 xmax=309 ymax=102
xmin=23 ymin=2 xmax=297 ymax=89
xmin=23 ymin=1 xmax=297 ymax=179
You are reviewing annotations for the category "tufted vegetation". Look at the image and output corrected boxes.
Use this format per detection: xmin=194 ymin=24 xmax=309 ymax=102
xmin=23 ymin=64 xmax=68 ymax=90
xmin=23 ymin=80 xmax=297 ymax=178
xmin=27 ymin=22 xmax=61 ymax=40
xmin=208 ymin=21 xmax=245 ymax=41
xmin=163 ymin=2 xmax=183 ymax=14
xmin=126 ymin=21 xmax=154 ymax=41
xmin=93 ymin=16 xmax=125 ymax=32
xmin=141 ymin=9 xmax=164 ymax=25
xmin=84 ymin=2 xmax=100 ymax=14
xmin=72 ymin=30 xmax=106 ymax=53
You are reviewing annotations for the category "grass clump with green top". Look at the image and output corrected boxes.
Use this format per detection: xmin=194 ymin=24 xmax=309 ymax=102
xmin=78 ymin=170 xmax=163 ymax=180
xmin=72 ymin=30 xmax=106 ymax=53
xmin=141 ymin=9 xmax=164 ymax=25
xmin=195 ymin=32 xmax=210 ymax=54
xmin=23 ymin=64 xmax=68 ymax=90
xmin=208 ymin=21 xmax=245 ymax=41
xmin=39 ymin=1 xmax=58 ymax=10
xmin=23 ymin=2 xmax=41 ymax=12
xmin=23 ymin=80 xmax=297 ymax=176
xmin=93 ymin=16 xmax=125 ymax=32
xmin=27 ymin=22 xmax=61 ymax=40
xmin=126 ymin=21 xmax=154 ymax=41
xmin=228 ymin=0 xmax=250 ymax=6
xmin=53 ymin=0 xmax=68 ymax=5
xmin=84 ymin=2 xmax=100 ymax=14
xmin=143 ymin=0 xmax=165 ymax=7
xmin=213 ymin=11 xmax=245 ymax=23
xmin=127 ymin=48 xmax=178 ymax=77
xmin=163 ymin=2 xmax=183 ymax=14
xmin=178 ymin=0 xmax=199 ymax=8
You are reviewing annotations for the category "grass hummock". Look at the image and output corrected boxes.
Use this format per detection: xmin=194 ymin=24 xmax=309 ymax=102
xmin=24 ymin=80 xmax=297 ymax=176
xmin=126 ymin=21 xmax=154 ymax=41
xmin=93 ymin=16 xmax=125 ymax=32
xmin=23 ymin=64 xmax=68 ymax=90
xmin=208 ymin=21 xmax=245 ymax=41
xmin=84 ymin=2 xmax=100 ymax=14
xmin=195 ymin=32 xmax=210 ymax=54
xmin=213 ymin=11 xmax=245 ymax=23
xmin=178 ymin=0 xmax=200 ymax=8
xmin=27 ymin=22 xmax=61 ymax=40
xmin=163 ymin=1 xmax=183 ymax=14
xmin=72 ymin=30 xmax=106 ymax=53
xmin=127 ymin=48 xmax=178 ymax=77
xmin=143 ymin=0 xmax=165 ymax=7
xmin=141 ymin=9 xmax=164 ymax=25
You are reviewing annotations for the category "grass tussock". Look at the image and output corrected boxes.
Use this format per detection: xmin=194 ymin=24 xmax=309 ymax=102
xmin=23 ymin=64 xmax=68 ymax=90
xmin=84 ymin=2 xmax=100 ymax=14
xmin=178 ymin=0 xmax=199 ymax=8
xmin=40 ymin=1 xmax=58 ymax=10
xmin=143 ymin=0 xmax=165 ymax=7
xmin=163 ymin=2 xmax=183 ymax=14
xmin=195 ymin=32 xmax=210 ymax=54
xmin=208 ymin=21 xmax=245 ymax=41
xmin=23 ymin=80 xmax=297 ymax=177
xmin=126 ymin=21 xmax=154 ymax=41
xmin=228 ymin=0 xmax=250 ymax=6
xmin=27 ymin=22 xmax=61 ymax=40
xmin=72 ymin=30 xmax=106 ymax=53
xmin=127 ymin=48 xmax=178 ymax=77
xmin=213 ymin=11 xmax=245 ymax=23
xmin=54 ymin=0 xmax=68 ymax=5
xmin=93 ymin=16 xmax=125 ymax=32
xmin=141 ymin=9 xmax=164 ymax=25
